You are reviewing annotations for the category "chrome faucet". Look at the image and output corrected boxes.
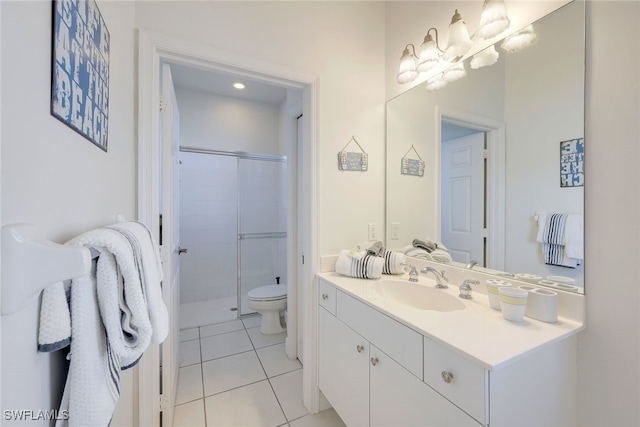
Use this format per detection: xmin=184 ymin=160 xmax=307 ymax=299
xmin=408 ymin=265 xmax=419 ymax=282
xmin=465 ymin=260 xmax=479 ymax=270
xmin=420 ymin=267 xmax=448 ymax=289
xmin=458 ymin=279 xmax=480 ymax=299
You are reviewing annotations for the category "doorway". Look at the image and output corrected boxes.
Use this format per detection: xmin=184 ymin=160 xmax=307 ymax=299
xmin=137 ymin=30 xmax=319 ymax=425
xmin=436 ymin=106 xmax=506 ymax=271
xmin=440 ymin=125 xmax=486 ymax=265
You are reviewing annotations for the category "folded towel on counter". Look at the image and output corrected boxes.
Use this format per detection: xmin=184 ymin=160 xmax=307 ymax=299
xmin=336 ymin=250 xmax=384 ymax=279
xmin=367 ymin=241 xmax=385 ymax=257
xmin=412 ymin=238 xmax=436 ymax=252
xmin=403 ymin=245 xmax=453 ymax=264
xmin=382 ymin=250 xmax=406 ymax=275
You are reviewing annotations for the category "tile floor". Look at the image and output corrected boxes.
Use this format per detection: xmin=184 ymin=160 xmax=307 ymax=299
xmin=175 ymin=316 xmax=346 ymax=427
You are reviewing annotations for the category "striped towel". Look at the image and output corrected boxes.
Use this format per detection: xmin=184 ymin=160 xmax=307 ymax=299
xmin=537 ymin=213 xmax=577 ymax=268
xmin=381 ymin=250 xmax=406 ymax=275
xmin=335 ymin=250 xmax=384 ymax=279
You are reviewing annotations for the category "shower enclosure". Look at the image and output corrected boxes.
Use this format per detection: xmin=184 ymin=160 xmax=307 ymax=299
xmin=179 ymin=149 xmax=287 ymax=326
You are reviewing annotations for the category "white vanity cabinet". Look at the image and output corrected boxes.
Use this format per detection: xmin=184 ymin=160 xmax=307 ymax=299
xmin=317 ymin=278 xmax=578 ymax=427
xmin=318 ymin=280 xmax=481 ymax=427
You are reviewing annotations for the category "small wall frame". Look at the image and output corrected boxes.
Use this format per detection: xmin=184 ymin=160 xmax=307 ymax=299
xmin=560 ymin=138 xmax=584 ymax=187
xmin=338 ymin=136 xmax=368 ymax=171
xmin=401 ymin=145 xmax=425 ymax=177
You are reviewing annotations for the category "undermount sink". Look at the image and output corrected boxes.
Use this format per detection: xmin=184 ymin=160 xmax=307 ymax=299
xmin=372 ymin=280 xmax=465 ymax=312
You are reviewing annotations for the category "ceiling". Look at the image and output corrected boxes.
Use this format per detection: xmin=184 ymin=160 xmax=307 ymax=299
xmin=169 ymin=63 xmax=288 ymax=105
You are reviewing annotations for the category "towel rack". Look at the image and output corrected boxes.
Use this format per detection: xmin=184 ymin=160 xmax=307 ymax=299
xmin=1 ymin=223 xmax=91 ymax=315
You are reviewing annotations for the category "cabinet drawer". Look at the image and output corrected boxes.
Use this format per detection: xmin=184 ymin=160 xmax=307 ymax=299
xmin=424 ymin=337 xmax=488 ymax=425
xmin=337 ymin=290 xmax=423 ymax=378
xmin=318 ymin=279 xmax=337 ymax=315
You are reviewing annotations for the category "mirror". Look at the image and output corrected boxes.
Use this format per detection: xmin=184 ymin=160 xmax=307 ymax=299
xmin=386 ymin=1 xmax=585 ymax=293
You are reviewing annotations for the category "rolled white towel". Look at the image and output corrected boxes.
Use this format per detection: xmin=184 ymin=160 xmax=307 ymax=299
xmin=382 ymin=250 xmax=406 ymax=275
xmin=335 ymin=250 xmax=384 ymax=279
xmin=430 ymin=249 xmax=452 ymax=264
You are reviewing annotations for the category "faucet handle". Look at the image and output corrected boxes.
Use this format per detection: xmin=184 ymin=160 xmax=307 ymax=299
xmin=408 ymin=265 xmax=419 ymax=282
xmin=459 ymin=279 xmax=479 ymax=299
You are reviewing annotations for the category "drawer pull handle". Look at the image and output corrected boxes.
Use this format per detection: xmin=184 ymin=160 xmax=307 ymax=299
xmin=441 ymin=371 xmax=454 ymax=384
xmin=322 ymin=293 xmax=328 ymax=300
xmin=371 ymin=357 xmax=379 ymax=366
xmin=356 ymin=345 xmax=364 ymax=353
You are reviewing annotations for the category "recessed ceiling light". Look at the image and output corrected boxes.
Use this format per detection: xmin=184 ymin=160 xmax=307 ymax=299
xmin=233 ymin=82 xmax=245 ymax=90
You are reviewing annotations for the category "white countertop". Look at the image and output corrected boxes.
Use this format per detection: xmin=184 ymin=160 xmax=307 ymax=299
xmin=317 ymin=271 xmax=585 ymax=371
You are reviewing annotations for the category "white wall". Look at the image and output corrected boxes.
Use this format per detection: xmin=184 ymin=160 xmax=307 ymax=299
xmin=0 ymin=0 xmax=137 ymax=425
xmin=135 ymin=0 xmax=387 ymax=256
xmin=386 ymin=1 xmax=640 ymax=425
xmin=175 ymin=87 xmax=284 ymax=155
xmin=578 ymin=2 xmax=640 ymax=425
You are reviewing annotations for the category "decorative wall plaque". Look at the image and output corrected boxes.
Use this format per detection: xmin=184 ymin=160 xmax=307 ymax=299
xmin=338 ymin=136 xmax=368 ymax=171
xmin=401 ymin=145 xmax=425 ymax=177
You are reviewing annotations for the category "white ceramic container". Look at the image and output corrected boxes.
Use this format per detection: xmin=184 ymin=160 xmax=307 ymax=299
xmin=485 ymin=279 xmax=512 ymax=310
xmin=498 ymin=287 xmax=528 ymax=322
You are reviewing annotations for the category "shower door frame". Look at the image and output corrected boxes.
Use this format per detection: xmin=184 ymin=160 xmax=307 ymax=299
xmin=181 ymin=147 xmax=288 ymax=317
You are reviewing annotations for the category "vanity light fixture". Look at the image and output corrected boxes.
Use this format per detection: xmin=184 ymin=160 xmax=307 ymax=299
xmin=417 ymin=28 xmax=444 ymax=72
xmin=500 ymin=24 xmax=537 ymax=52
xmin=443 ymin=9 xmax=473 ymax=61
xmin=233 ymin=82 xmax=246 ymax=90
xmin=470 ymin=44 xmax=500 ymax=69
xmin=443 ymin=61 xmax=467 ymax=82
xmin=397 ymin=44 xmax=420 ymax=84
xmin=476 ymin=0 xmax=511 ymax=40
xmin=425 ymin=73 xmax=448 ymax=92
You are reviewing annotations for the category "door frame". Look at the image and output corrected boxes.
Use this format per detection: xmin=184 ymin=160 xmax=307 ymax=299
xmin=137 ymin=30 xmax=320 ymax=425
xmin=435 ymin=106 xmax=506 ymax=270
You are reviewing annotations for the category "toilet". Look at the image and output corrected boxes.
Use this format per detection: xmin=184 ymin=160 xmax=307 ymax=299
xmin=247 ymin=284 xmax=287 ymax=334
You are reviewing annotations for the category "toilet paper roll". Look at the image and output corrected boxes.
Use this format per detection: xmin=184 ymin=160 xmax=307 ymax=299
xmin=518 ymin=285 xmax=558 ymax=323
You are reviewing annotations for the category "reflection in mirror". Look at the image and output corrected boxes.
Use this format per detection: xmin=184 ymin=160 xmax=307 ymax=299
xmin=386 ymin=1 xmax=585 ymax=293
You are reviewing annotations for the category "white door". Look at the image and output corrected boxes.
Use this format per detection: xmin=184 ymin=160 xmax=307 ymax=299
xmin=441 ymin=132 xmax=485 ymax=265
xmin=160 ymin=62 xmax=181 ymax=427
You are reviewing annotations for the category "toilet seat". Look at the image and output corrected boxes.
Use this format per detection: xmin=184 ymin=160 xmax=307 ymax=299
xmin=247 ymin=285 xmax=287 ymax=301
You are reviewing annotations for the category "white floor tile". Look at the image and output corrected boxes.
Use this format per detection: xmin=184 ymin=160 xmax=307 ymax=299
xmin=200 ymin=319 xmax=244 ymax=338
xmin=247 ymin=327 xmax=287 ymax=349
xmin=180 ymin=297 xmax=238 ymax=329
xmin=202 ymin=351 xmax=266 ymax=396
xmin=179 ymin=339 xmax=201 ymax=367
xmin=242 ymin=315 xmax=262 ymax=329
xmin=200 ymin=330 xmax=253 ymax=361
xmin=270 ymin=369 xmax=307 ymax=421
xmin=180 ymin=327 xmax=200 ymax=342
xmin=289 ymin=408 xmax=346 ymax=427
xmin=257 ymin=343 xmax=302 ymax=378
xmin=204 ymin=380 xmax=287 ymax=427
xmin=175 ymin=364 xmax=203 ymax=405
xmin=173 ymin=399 xmax=206 ymax=427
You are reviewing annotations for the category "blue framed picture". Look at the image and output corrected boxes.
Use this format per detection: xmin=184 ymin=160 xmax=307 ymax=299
xmin=560 ymin=138 xmax=584 ymax=187
xmin=51 ymin=0 xmax=110 ymax=151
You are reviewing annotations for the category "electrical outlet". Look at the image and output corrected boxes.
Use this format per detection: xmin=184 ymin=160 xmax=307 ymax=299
xmin=391 ymin=222 xmax=400 ymax=240
xmin=368 ymin=223 xmax=377 ymax=241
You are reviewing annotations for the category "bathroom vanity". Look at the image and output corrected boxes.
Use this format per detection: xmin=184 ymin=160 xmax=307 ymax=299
xmin=316 ymin=271 xmax=584 ymax=427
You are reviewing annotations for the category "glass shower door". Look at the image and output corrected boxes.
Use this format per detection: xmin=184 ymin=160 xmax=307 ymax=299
xmin=238 ymin=157 xmax=287 ymax=315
